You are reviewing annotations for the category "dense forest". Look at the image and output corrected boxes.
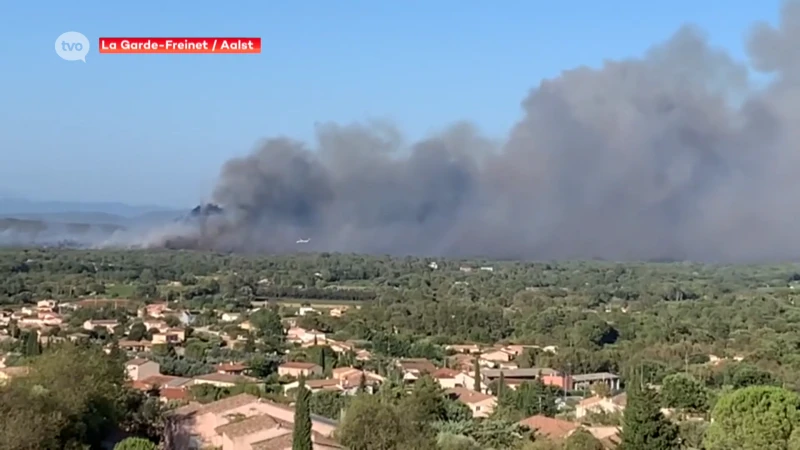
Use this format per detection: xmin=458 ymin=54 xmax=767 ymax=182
xmin=4 ymin=249 xmax=800 ymax=383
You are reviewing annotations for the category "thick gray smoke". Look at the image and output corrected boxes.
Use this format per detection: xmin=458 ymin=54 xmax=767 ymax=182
xmin=150 ymin=3 xmax=800 ymax=262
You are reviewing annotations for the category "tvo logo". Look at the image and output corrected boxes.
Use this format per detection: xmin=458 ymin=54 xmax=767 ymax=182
xmin=56 ymin=31 xmax=90 ymax=62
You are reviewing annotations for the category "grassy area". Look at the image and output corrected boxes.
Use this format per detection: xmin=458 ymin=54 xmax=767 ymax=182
xmin=253 ymin=298 xmax=364 ymax=308
xmin=105 ymin=283 xmax=135 ymax=298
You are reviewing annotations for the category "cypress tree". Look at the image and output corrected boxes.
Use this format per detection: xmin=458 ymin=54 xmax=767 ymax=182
xmin=25 ymin=331 xmax=40 ymax=356
xmin=473 ymin=357 xmax=482 ymax=392
xmin=619 ymin=381 xmax=678 ymax=450
xmin=498 ymin=370 xmax=506 ymax=398
xmin=293 ymin=375 xmax=313 ymax=450
xmin=357 ymin=371 xmax=367 ymax=393
xmin=318 ymin=347 xmax=326 ymax=374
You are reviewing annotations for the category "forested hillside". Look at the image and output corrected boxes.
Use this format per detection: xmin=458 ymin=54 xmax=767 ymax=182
xmin=3 ymin=249 xmax=800 ymax=388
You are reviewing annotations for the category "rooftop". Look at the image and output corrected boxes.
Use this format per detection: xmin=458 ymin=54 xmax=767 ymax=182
xmin=193 ymin=372 xmax=258 ymax=384
xmin=519 ymin=415 xmax=579 ymax=439
xmin=572 ymin=372 xmax=620 ymax=382
xmin=446 ymin=387 xmax=495 ymax=404
xmin=483 ymin=368 xmax=559 ymax=378
xmin=280 ymin=361 xmax=322 ymax=370
xmin=126 ymin=358 xmax=151 ymax=367
xmin=215 ymin=413 xmax=287 ymax=438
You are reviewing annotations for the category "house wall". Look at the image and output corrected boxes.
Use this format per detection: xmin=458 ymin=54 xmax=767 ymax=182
xmin=482 ymin=351 xmax=513 ymax=363
xmin=541 ymin=374 xmax=572 ymax=390
xmin=127 ymin=361 xmax=160 ymax=381
xmin=278 ymin=366 xmax=322 ymax=378
xmin=469 ymin=399 xmax=496 ymax=418
xmin=437 ymin=378 xmax=458 ymax=389
xmin=192 ymin=379 xmax=237 ymax=388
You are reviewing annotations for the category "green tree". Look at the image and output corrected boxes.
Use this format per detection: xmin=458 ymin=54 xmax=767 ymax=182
xmin=310 ymin=390 xmax=346 ymax=420
xmin=128 ymin=322 xmax=146 ymax=341
xmin=565 ymin=428 xmax=605 ymax=450
xmin=293 ymin=375 xmax=313 ymax=450
xmin=358 ymin=372 xmax=367 ymax=393
xmin=338 ymin=394 xmax=431 ymax=450
xmin=660 ymin=373 xmax=708 ymax=413
xmin=250 ymin=308 xmax=285 ymax=340
xmin=0 ymin=343 xmax=158 ymax=450
xmin=473 ymin=357 xmax=481 ymax=392
xmin=704 ymin=385 xmax=800 ymax=450
xmin=113 ymin=437 xmax=157 ymax=450
xmin=24 ymin=330 xmax=40 ymax=356
xmin=618 ymin=382 xmax=678 ymax=450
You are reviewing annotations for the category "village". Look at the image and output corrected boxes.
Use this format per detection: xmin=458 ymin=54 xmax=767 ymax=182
xmin=0 ymin=296 xmax=728 ymax=449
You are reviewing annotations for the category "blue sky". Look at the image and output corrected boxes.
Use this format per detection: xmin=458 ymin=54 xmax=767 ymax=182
xmin=0 ymin=1 xmax=782 ymax=207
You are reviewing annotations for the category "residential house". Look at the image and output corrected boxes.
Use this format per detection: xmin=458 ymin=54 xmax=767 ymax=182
xmin=328 ymin=307 xmax=347 ymax=318
xmin=446 ymin=344 xmax=482 ymax=354
xmin=216 ymin=362 xmax=248 ymax=375
xmin=480 ymin=349 xmax=515 ymax=366
xmin=214 ymin=413 xmax=341 ymax=450
xmin=571 ymin=372 xmax=620 ymax=391
xmin=83 ymin=319 xmax=119 ymax=332
xmin=166 ymin=393 xmax=338 ymax=449
xmin=36 ymin=300 xmax=58 ymax=315
xmin=449 ymin=353 xmax=476 ymax=371
xmin=431 ymin=368 xmax=461 ymax=389
xmin=519 ymin=415 xmax=579 ymax=440
xmin=192 ymin=372 xmax=259 ymax=388
xmin=396 ymin=358 xmax=437 ymax=379
xmin=278 ymin=362 xmax=323 ymax=378
xmin=481 ymin=368 xmax=564 ymax=389
xmin=152 ymin=328 xmax=186 ymax=344
xmin=283 ymin=367 xmax=383 ymax=395
xmin=143 ymin=319 xmax=170 ymax=332
xmin=118 ymin=340 xmax=153 ymax=352
xmin=355 ymin=349 xmax=372 ymax=361
xmin=326 ymin=340 xmax=354 ymax=354
xmin=519 ymin=415 xmax=620 ymax=447
xmin=220 ymin=312 xmax=242 ymax=323
xmin=20 ymin=306 xmax=35 ymax=316
xmin=19 ymin=315 xmax=62 ymax=328
xmin=330 ymin=367 xmax=382 ymax=391
xmin=67 ymin=332 xmax=91 ymax=342
xmin=287 ymin=328 xmax=327 ymax=345
xmin=133 ymin=374 xmax=193 ymax=402
xmin=575 ymin=393 xmax=627 ymax=419
xmin=133 ymin=374 xmax=193 ymax=391
xmin=126 ymin=359 xmax=161 ymax=381
xmin=0 ymin=366 xmax=30 ymax=385
xmin=298 ymin=306 xmax=317 ymax=316
xmin=142 ymin=303 xmax=170 ymax=318
xmin=454 ymin=371 xmax=488 ymax=393
xmin=446 ymin=387 xmax=497 ymax=418
xmin=239 ymin=321 xmax=253 ymax=331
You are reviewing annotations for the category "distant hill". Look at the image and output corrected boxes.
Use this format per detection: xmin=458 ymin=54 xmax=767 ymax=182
xmin=0 ymin=197 xmax=184 ymax=226
xmin=0 ymin=197 xmax=176 ymax=218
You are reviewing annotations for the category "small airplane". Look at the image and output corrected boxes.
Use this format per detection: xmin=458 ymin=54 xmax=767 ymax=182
xmin=296 ymin=238 xmax=311 ymax=244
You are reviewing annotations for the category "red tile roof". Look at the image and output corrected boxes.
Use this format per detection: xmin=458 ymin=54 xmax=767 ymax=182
xmin=519 ymin=415 xmax=580 ymax=439
xmin=432 ymin=368 xmax=460 ymax=379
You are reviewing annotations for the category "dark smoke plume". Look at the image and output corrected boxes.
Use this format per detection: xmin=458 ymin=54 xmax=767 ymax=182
xmin=150 ymin=3 xmax=800 ymax=262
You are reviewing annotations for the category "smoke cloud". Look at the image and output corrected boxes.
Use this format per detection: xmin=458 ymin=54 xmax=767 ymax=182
xmin=148 ymin=3 xmax=800 ymax=262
